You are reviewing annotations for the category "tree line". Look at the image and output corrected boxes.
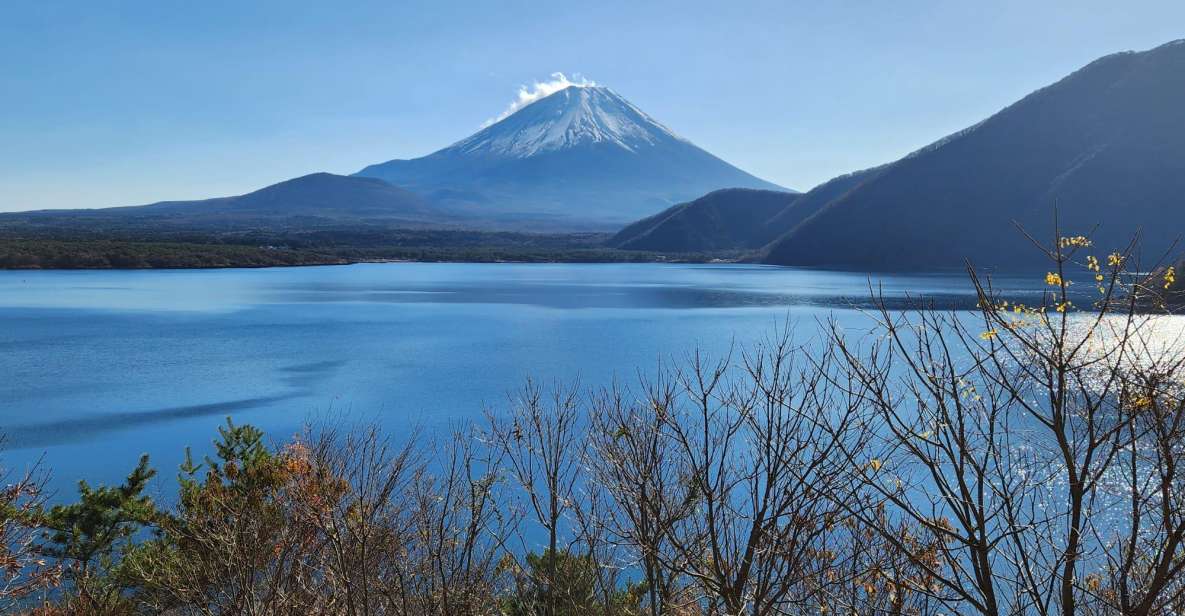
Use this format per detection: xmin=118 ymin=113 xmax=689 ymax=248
xmin=3 ymin=232 xmax=1185 ymax=614
xmin=0 ymin=239 xmax=344 ymax=269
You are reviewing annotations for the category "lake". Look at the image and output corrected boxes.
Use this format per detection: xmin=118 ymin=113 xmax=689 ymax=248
xmin=0 ymin=263 xmax=1049 ymax=499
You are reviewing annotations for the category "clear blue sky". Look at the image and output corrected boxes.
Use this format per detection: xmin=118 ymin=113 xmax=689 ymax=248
xmin=2 ymin=1 xmax=1183 ymax=211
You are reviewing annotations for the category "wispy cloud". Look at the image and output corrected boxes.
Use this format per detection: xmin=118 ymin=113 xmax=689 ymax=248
xmin=482 ymin=72 xmax=596 ymax=128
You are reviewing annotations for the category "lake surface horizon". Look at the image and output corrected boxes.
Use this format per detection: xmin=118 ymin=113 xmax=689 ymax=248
xmin=1 ymin=262 xmax=1051 ymax=498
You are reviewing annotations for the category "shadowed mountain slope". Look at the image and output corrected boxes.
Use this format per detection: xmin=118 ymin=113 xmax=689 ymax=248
xmin=609 ymin=189 xmax=800 ymax=252
xmin=762 ymin=39 xmax=1185 ymax=269
xmin=611 ymin=167 xmax=886 ymax=254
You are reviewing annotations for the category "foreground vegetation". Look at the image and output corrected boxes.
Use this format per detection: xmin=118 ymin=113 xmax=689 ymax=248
xmin=3 ymin=233 xmax=1185 ymax=615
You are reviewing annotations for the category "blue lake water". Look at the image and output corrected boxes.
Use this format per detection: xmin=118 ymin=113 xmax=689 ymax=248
xmin=0 ymin=263 xmax=1049 ymax=500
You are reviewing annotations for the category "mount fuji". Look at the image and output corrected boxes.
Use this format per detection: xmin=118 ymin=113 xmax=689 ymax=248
xmin=356 ymin=85 xmax=790 ymax=226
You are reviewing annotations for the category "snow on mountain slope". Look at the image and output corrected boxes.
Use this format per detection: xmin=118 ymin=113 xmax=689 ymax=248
xmin=356 ymin=84 xmax=789 ymax=226
xmin=449 ymin=86 xmax=685 ymax=158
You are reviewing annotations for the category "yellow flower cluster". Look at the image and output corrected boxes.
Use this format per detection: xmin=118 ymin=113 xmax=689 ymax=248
xmin=1089 ymin=255 xmax=1105 ymax=286
xmin=958 ymin=378 xmax=982 ymax=402
xmin=1108 ymin=253 xmax=1124 ymax=267
xmin=984 ymin=301 xmax=1048 ymax=330
xmin=1164 ymin=266 xmax=1176 ymax=289
xmin=1045 ymin=272 xmax=1064 ymax=287
xmin=1059 ymin=235 xmax=1092 ymax=248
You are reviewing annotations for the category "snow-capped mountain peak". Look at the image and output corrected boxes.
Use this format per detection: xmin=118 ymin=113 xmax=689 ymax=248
xmin=355 ymin=83 xmax=787 ymax=224
xmin=446 ymin=86 xmax=687 ymax=158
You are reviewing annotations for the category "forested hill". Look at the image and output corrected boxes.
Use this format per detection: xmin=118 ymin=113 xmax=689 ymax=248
xmin=760 ymin=39 xmax=1185 ymax=269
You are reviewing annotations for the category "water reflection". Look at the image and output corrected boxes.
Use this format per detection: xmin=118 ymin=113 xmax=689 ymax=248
xmin=0 ymin=263 xmax=1053 ymax=494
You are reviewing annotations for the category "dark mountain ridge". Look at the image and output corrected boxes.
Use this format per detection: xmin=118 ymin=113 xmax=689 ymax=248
xmin=609 ymin=189 xmax=800 ymax=252
xmin=761 ymin=39 xmax=1185 ymax=269
xmin=612 ymin=166 xmax=887 ymax=254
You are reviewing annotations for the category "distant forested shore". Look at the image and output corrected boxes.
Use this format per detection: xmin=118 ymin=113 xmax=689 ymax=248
xmin=0 ymin=229 xmax=728 ymax=270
